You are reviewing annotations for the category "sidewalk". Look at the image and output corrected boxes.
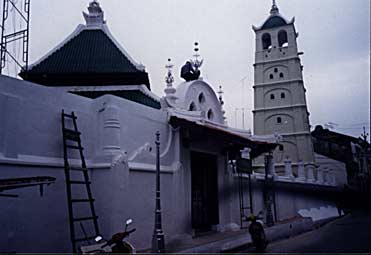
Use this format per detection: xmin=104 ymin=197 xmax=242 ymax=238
xmin=169 ymin=216 xmax=315 ymax=253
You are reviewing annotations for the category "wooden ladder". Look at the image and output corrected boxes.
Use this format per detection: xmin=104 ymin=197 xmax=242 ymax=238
xmin=61 ymin=110 xmax=100 ymax=253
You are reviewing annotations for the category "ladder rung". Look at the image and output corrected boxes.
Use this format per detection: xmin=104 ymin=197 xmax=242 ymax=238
xmin=64 ymin=129 xmax=81 ymax=141
xmin=69 ymin=166 xmax=88 ymax=171
xmin=63 ymin=113 xmax=77 ymax=119
xmin=64 ymin=128 xmax=80 ymax=135
xmin=74 ymin=236 xmax=96 ymax=243
xmin=73 ymin=216 xmax=98 ymax=222
xmin=71 ymin=199 xmax=95 ymax=203
xmin=66 ymin=145 xmax=83 ymax=150
xmin=70 ymin=180 xmax=91 ymax=185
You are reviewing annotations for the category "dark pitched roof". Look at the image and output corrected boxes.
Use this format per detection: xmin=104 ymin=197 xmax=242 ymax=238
xmin=72 ymin=89 xmax=161 ymax=109
xmin=261 ymin=16 xmax=288 ymax=30
xmin=19 ymin=28 xmax=150 ymax=88
xmin=311 ymin=125 xmax=363 ymax=146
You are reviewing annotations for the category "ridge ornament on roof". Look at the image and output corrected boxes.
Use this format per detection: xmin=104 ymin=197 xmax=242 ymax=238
xmin=83 ymin=0 xmax=105 ymax=27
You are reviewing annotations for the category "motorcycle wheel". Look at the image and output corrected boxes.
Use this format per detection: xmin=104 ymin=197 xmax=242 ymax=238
xmin=112 ymin=241 xmax=134 ymax=254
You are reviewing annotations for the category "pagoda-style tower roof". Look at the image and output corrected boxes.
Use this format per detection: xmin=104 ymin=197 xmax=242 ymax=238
xmin=252 ymin=0 xmax=294 ymax=31
xmin=20 ymin=1 xmax=150 ymax=89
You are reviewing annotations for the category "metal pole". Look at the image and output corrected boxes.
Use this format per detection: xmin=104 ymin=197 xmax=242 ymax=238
xmin=151 ymin=131 xmax=165 ymax=253
xmin=24 ymin=0 xmax=31 ymax=72
xmin=264 ymin=153 xmax=274 ymax=227
xmin=234 ymin=108 xmax=238 ymax=128
xmin=0 ymin=0 xmax=8 ymax=74
xmin=242 ymin=108 xmax=245 ymax=130
xmin=248 ymin=173 xmax=253 ymax=214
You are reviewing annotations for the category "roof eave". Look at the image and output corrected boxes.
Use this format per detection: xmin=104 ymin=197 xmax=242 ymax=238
xmin=252 ymin=14 xmax=294 ymax=32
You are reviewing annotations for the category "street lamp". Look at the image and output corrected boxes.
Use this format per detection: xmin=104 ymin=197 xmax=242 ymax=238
xmin=151 ymin=131 xmax=165 ymax=253
xmin=264 ymin=153 xmax=275 ymax=227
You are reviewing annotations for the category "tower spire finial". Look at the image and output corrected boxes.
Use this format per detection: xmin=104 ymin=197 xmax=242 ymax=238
xmin=270 ymin=0 xmax=279 ymax=15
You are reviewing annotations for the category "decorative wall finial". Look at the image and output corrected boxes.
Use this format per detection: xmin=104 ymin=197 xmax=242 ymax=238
xmin=270 ymin=0 xmax=279 ymax=15
xmin=83 ymin=0 xmax=105 ymax=26
xmin=217 ymin=85 xmax=224 ymax=106
xmin=164 ymin=58 xmax=176 ymax=96
xmin=218 ymin=85 xmax=227 ymax=123
xmin=191 ymin=42 xmax=203 ymax=71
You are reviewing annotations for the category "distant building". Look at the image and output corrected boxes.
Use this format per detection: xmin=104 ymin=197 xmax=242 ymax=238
xmin=311 ymin=125 xmax=371 ymax=189
xmin=251 ymin=2 xmax=315 ymax=176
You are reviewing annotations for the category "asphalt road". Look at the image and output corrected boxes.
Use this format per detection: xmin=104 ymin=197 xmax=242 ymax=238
xmin=265 ymin=209 xmax=371 ymax=253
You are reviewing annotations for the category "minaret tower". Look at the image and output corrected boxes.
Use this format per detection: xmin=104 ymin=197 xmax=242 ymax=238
xmin=252 ymin=1 xmax=315 ymax=175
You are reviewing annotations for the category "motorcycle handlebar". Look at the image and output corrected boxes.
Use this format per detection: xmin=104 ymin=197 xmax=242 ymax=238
xmin=128 ymin=228 xmax=136 ymax=234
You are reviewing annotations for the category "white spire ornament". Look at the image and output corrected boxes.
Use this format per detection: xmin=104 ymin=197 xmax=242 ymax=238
xmin=270 ymin=0 xmax=279 ymax=15
xmin=164 ymin=58 xmax=177 ymax=104
xmin=217 ymin=85 xmax=227 ymax=124
xmin=190 ymin=42 xmax=203 ymax=72
xmin=164 ymin=58 xmax=175 ymax=95
xmin=83 ymin=1 xmax=105 ymax=27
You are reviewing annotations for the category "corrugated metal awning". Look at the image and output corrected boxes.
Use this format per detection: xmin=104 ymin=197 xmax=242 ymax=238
xmin=169 ymin=115 xmax=277 ymax=159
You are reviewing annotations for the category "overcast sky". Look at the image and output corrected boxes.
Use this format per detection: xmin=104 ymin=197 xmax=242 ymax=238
xmin=2 ymin=0 xmax=370 ymax=139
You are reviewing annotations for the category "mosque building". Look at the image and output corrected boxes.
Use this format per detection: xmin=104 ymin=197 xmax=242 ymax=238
xmin=0 ymin=1 xmax=345 ymax=252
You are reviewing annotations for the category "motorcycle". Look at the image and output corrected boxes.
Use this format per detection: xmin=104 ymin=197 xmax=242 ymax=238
xmin=80 ymin=218 xmax=136 ymax=254
xmin=248 ymin=213 xmax=268 ymax=252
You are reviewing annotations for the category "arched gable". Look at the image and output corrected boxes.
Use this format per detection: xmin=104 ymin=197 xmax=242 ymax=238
xmin=174 ymin=80 xmax=224 ymax=124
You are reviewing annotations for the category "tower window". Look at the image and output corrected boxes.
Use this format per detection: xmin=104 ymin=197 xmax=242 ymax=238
xmin=274 ymin=68 xmax=278 ymax=73
xmin=262 ymin=33 xmax=272 ymax=50
xmin=278 ymin=30 xmax=288 ymax=47
xmin=269 ymin=74 xmax=274 ymax=79
xmin=270 ymin=94 xmax=275 ymax=100
xmin=281 ymin=92 xmax=285 ymax=98
xmin=279 ymin=72 xmax=284 ymax=78
xmin=277 ymin=117 xmax=282 ymax=124
xmin=279 ymin=145 xmax=284 ymax=151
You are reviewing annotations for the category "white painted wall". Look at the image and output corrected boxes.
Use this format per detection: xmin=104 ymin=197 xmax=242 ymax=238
xmin=0 ymin=75 xmax=340 ymax=252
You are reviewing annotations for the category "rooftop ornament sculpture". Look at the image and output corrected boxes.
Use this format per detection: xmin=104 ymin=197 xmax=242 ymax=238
xmin=164 ymin=58 xmax=178 ymax=106
xmin=218 ymin=85 xmax=227 ymax=123
xmin=217 ymin=85 xmax=224 ymax=106
xmin=164 ymin=58 xmax=175 ymax=95
xmin=180 ymin=42 xmax=203 ymax=82
xmin=270 ymin=0 xmax=279 ymax=15
xmin=83 ymin=0 xmax=105 ymax=26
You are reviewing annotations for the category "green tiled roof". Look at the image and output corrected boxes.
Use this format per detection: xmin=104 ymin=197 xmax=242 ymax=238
xmin=20 ymin=29 xmax=150 ymax=88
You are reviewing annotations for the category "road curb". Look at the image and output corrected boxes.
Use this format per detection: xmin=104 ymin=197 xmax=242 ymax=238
xmin=220 ymin=217 xmax=314 ymax=253
xmin=177 ymin=217 xmax=315 ymax=253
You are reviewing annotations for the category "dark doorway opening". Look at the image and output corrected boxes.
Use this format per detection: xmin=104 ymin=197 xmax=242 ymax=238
xmin=191 ymin=151 xmax=219 ymax=234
